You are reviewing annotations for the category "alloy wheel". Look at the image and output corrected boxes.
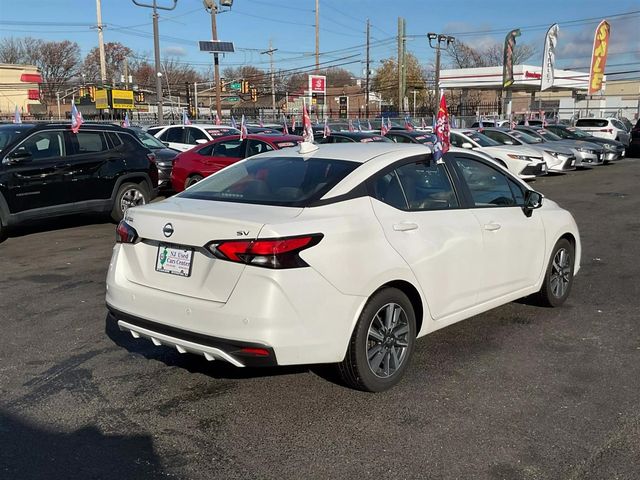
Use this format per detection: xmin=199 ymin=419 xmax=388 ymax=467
xmin=550 ymin=248 xmax=571 ymax=298
xmin=366 ymin=303 xmax=410 ymax=378
xmin=120 ymin=187 xmax=146 ymax=213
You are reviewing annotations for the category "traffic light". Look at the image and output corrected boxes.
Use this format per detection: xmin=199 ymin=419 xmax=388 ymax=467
xmin=220 ymin=78 xmax=226 ymax=92
xmin=251 ymin=88 xmax=258 ymax=102
xmin=241 ymin=80 xmax=250 ymax=94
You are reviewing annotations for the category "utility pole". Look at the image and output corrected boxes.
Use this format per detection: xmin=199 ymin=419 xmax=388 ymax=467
xmin=365 ymin=18 xmax=370 ymax=119
xmin=428 ymin=33 xmax=455 ymax=112
xmin=208 ymin=2 xmax=222 ymax=120
xmin=131 ymin=0 xmax=178 ymax=126
xmin=194 ymin=82 xmax=198 ymax=120
xmin=261 ymin=40 xmax=278 ymax=121
xmin=397 ymin=17 xmax=405 ymax=115
xmin=315 ymin=0 xmax=320 ymax=72
xmin=95 ymin=0 xmax=107 ymax=85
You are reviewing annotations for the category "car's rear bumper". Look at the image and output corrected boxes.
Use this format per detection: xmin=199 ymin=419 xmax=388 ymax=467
xmin=106 ymin=245 xmax=365 ymax=366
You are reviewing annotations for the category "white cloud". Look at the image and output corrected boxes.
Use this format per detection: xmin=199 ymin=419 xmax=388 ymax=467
xmin=163 ymin=46 xmax=188 ymax=57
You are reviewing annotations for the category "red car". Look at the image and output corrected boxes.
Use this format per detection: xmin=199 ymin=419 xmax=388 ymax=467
xmin=171 ymin=134 xmax=303 ymax=192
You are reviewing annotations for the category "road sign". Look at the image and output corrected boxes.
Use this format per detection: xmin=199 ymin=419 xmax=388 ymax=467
xmin=226 ymin=96 xmax=240 ymax=102
xmin=229 ymin=82 xmax=241 ymax=91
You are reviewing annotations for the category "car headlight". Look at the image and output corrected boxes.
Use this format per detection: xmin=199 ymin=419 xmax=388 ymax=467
xmin=507 ymin=153 xmax=533 ymax=161
xmin=602 ymin=143 xmax=614 ymax=150
xmin=577 ymin=147 xmax=595 ymax=154
xmin=544 ymin=150 xmax=560 ymax=158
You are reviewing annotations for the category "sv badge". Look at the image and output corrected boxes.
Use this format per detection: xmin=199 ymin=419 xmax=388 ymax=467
xmin=237 ymin=230 xmax=250 ymax=236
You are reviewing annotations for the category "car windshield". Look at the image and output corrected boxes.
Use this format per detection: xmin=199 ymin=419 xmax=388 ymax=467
xmin=0 ymin=125 xmax=35 ymax=151
xmin=412 ymin=133 xmax=437 ymax=144
xmin=536 ymin=129 xmax=562 ymax=141
xmin=132 ymin=130 xmax=167 ymax=149
xmin=510 ymin=130 xmax=543 ymax=144
xmin=566 ymin=127 xmax=593 ymax=139
xmin=462 ymin=131 xmax=500 ymax=147
xmin=179 ymin=155 xmax=360 ymax=207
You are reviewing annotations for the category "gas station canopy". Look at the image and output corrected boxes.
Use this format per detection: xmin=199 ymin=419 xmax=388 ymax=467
xmin=439 ymin=64 xmax=603 ymax=92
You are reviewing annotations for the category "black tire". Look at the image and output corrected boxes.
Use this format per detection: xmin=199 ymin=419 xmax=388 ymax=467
xmin=0 ymin=221 xmax=6 ymax=243
xmin=534 ymin=238 xmax=575 ymax=307
xmin=184 ymin=174 xmax=203 ymax=190
xmin=338 ymin=288 xmax=416 ymax=392
xmin=110 ymin=182 xmax=150 ymax=222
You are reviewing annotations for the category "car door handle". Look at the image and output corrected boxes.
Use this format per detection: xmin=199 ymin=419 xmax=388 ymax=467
xmin=393 ymin=222 xmax=419 ymax=232
xmin=483 ymin=223 xmax=502 ymax=231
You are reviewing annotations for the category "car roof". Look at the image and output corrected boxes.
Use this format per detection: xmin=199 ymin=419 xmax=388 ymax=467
xmin=265 ymin=142 xmax=430 ymax=163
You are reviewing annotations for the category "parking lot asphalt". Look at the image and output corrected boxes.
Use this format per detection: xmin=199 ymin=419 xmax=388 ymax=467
xmin=1 ymin=158 xmax=640 ymax=480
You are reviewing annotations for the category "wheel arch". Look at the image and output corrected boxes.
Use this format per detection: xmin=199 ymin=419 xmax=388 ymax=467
xmin=374 ymin=280 xmax=425 ymax=336
xmin=110 ymin=173 xmax=154 ymax=202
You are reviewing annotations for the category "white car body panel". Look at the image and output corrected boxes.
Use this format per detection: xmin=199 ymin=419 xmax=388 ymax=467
xmin=151 ymin=124 xmax=239 ymax=152
xmin=106 ymin=143 xmax=581 ymax=368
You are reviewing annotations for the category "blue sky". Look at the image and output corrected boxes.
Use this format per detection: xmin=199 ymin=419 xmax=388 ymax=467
xmin=0 ymin=0 xmax=638 ymax=77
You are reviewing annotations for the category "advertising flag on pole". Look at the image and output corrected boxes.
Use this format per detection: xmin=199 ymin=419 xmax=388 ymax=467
xmin=182 ymin=110 xmax=191 ymax=125
xmin=282 ymin=114 xmax=289 ymax=135
xmin=510 ymin=113 xmax=516 ymax=130
xmin=380 ymin=116 xmax=389 ymax=136
xmin=240 ymin=114 xmax=248 ymax=140
xmin=588 ymin=20 xmax=610 ymax=95
xmin=70 ymin=96 xmax=83 ymax=134
xmin=214 ymin=112 xmax=221 ymax=125
xmin=13 ymin=105 xmax=21 ymax=124
xmin=302 ymin=100 xmax=314 ymax=143
xmin=291 ymin=116 xmax=296 ymax=132
xmin=123 ymin=112 xmax=131 ymax=128
xmin=502 ymin=28 xmax=521 ymax=88
xmin=231 ymin=116 xmax=237 ymax=129
xmin=323 ymin=117 xmax=331 ymax=138
xmin=259 ymin=113 xmax=264 ymax=128
xmin=524 ymin=112 xmax=530 ymax=126
xmin=367 ymin=119 xmax=372 ymax=131
xmin=348 ymin=119 xmax=354 ymax=132
xmin=356 ymin=117 xmax=362 ymax=131
xmin=404 ymin=115 xmax=414 ymax=131
xmin=541 ymin=23 xmax=559 ymax=91
xmin=433 ymin=92 xmax=450 ymax=162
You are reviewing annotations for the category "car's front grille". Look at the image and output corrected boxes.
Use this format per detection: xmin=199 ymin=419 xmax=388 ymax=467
xmin=521 ymin=163 xmax=545 ymax=176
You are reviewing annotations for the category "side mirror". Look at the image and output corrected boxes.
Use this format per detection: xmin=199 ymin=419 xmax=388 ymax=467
xmin=503 ymin=140 xmax=514 ymax=145
xmin=523 ymin=190 xmax=543 ymax=217
xmin=162 ymin=141 xmax=170 ymax=147
xmin=195 ymin=139 xmax=208 ymax=144
xmin=461 ymin=142 xmax=473 ymax=149
xmin=4 ymin=150 xmax=32 ymax=165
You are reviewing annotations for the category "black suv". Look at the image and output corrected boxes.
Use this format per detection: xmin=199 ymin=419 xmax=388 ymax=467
xmin=0 ymin=123 xmax=158 ymax=239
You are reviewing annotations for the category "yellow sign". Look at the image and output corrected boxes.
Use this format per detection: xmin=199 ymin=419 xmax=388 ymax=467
xmin=112 ymin=89 xmax=134 ymax=109
xmin=95 ymin=88 xmax=109 ymax=109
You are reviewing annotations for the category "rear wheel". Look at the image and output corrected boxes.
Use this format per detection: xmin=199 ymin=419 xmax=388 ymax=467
xmin=0 ymin=221 xmax=6 ymax=243
xmin=534 ymin=238 xmax=575 ymax=307
xmin=338 ymin=288 xmax=416 ymax=392
xmin=111 ymin=182 xmax=150 ymax=222
xmin=184 ymin=174 xmax=203 ymax=190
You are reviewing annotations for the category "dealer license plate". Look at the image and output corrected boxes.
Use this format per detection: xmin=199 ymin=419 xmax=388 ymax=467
xmin=155 ymin=244 xmax=194 ymax=277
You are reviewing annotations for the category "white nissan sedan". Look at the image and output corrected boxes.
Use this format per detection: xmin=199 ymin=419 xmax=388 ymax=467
xmin=106 ymin=142 xmax=581 ymax=392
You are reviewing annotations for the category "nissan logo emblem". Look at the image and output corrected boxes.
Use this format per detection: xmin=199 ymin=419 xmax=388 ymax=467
xmin=163 ymin=223 xmax=174 ymax=238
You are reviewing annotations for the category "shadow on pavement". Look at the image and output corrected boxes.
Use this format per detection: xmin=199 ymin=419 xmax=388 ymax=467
xmin=2 ymin=213 xmax=112 ymax=240
xmin=0 ymin=410 xmax=166 ymax=480
xmin=105 ymin=313 xmax=314 ymax=381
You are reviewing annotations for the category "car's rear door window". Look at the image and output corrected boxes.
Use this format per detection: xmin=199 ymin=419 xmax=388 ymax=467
xmin=179 ymin=156 xmax=359 ymax=206
xmin=185 ymin=127 xmax=208 ymax=144
xmin=213 ymin=139 xmax=243 ymax=157
xmin=161 ymin=127 xmax=183 ymax=143
xmin=246 ymin=140 xmax=274 ymax=156
xmin=74 ymin=131 xmax=109 ymax=153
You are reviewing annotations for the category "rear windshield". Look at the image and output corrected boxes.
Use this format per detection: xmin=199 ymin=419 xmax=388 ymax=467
xmin=0 ymin=125 xmax=35 ymax=151
xmin=206 ymin=128 xmax=240 ymax=137
xmin=576 ymin=119 xmax=608 ymax=128
xmin=179 ymin=156 xmax=360 ymax=207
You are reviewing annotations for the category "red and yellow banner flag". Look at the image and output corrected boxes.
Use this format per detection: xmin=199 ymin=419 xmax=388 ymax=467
xmin=588 ymin=20 xmax=610 ymax=95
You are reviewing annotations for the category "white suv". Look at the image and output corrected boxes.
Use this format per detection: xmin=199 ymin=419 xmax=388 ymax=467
xmin=148 ymin=124 xmax=240 ymax=152
xmin=575 ymin=118 xmax=631 ymax=146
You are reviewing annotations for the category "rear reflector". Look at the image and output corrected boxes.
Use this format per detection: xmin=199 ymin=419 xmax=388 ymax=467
xmin=209 ymin=234 xmax=323 ymax=269
xmin=240 ymin=347 xmax=271 ymax=357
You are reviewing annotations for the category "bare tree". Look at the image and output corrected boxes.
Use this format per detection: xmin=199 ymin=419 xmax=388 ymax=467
xmin=371 ymin=52 xmax=430 ymax=110
xmin=83 ymin=42 xmax=132 ymax=83
xmin=0 ymin=38 xmax=23 ymax=64
xmin=445 ymin=40 xmax=537 ymax=68
xmin=37 ymin=40 xmax=82 ymax=105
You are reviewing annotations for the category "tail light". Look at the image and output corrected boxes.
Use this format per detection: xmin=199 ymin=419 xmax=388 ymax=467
xmin=600 ymin=128 xmax=613 ymax=134
xmin=208 ymin=234 xmax=323 ymax=269
xmin=116 ymin=220 xmax=139 ymax=243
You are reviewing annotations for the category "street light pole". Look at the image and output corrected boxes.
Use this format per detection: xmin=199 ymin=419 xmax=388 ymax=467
xmin=95 ymin=0 xmax=107 ymax=85
xmin=206 ymin=2 xmax=223 ymax=120
xmin=131 ymin=0 xmax=178 ymax=126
